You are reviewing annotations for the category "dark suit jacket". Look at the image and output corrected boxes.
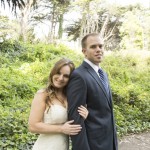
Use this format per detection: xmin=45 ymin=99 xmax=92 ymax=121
xmin=67 ymin=61 xmax=118 ymax=150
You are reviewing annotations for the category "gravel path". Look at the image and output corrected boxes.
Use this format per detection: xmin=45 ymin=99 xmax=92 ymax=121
xmin=118 ymin=131 xmax=150 ymax=150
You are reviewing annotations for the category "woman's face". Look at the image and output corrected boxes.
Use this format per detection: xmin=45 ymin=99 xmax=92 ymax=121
xmin=52 ymin=65 xmax=71 ymax=89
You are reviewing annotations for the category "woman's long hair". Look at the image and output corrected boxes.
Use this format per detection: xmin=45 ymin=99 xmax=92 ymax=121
xmin=45 ymin=58 xmax=75 ymax=107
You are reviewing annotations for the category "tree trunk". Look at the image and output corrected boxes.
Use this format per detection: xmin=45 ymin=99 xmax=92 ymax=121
xmin=20 ymin=0 xmax=34 ymax=42
xmin=48 ymin=3 xmax=57 ymax=43
xmin=58 ymin=13 xmax=63 ymax=39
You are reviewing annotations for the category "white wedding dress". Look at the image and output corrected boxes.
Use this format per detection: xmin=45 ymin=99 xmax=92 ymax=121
xmin=32 ymin=104 xmax=69 ymax=150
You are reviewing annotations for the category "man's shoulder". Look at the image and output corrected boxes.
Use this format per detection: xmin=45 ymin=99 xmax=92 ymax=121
xmin=74 ymin=64 xmax=85 ymax=73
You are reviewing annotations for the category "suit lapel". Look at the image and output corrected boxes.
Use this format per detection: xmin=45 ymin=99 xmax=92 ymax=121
xmin=87 ymin=67 xmax=110 ymax=100
xmin=82 ymin=62 xmax=111 ymax=107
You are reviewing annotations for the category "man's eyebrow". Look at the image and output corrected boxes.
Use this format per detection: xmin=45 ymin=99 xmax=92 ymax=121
xmin=90 ymin=44 xmax=103 ymax=47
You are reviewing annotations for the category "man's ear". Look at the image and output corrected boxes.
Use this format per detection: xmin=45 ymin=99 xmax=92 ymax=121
xmin=82 ymin=48 xmax=86 ymax=54
xmin=82 ymin=48 xmax=87 ymax=57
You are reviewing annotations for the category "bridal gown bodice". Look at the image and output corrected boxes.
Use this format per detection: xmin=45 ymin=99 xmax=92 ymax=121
xmin=32 ymin=104 xmax=69 ymax=150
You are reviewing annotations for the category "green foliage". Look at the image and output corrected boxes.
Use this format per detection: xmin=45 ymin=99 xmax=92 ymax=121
xmin=0 ymin=102 xmax=37 ymax=149
xmin=0 ymin=67 xmax=38 ymax=106
xmin=119 ymin=8 xmax=150 ymax=50
xmin=0 ymin=40 xmax=27 ymax=64
xmin=102 ymin=51 xmax=150 ymax=136
xmin=0 ymin=40 xmax=150 ymax=148
xmin=0 ymin=40 xmax=83 ymax=149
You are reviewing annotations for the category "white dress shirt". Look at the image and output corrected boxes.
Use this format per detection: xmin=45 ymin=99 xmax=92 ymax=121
xmin=84 ymin=58 xmax=100 ymax=77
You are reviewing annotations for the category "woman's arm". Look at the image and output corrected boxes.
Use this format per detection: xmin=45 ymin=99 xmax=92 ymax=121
xmin=28 ymin=90 xmax=82 ymax=135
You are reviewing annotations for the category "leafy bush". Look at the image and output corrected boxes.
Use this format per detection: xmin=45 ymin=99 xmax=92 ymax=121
xmin=102 ymin=52 xmax=150 ymax=136
xmin=0 ymin=40 xmax=84 ymax=149
xmin=0 ymin=67 xmax=38 ymax=105
xmin=0 ymin=40 xmax=150 ymax=148
xmin=0 ymin=40 xmax=27 ymax=63
xmin=0 ymin=102 xmax=37 ymax=149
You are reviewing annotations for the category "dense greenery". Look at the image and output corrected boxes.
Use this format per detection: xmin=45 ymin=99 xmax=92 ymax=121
xmin=0 ymin=40 xmax=150 ymax=149
xmin=102 ymin=51 xmax=150 ymax=135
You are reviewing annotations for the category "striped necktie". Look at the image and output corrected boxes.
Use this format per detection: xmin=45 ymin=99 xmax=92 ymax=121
xmin=98 ymin=68 xmax=108 ymax=91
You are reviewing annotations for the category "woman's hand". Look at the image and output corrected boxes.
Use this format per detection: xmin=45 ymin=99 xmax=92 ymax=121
xmin=78 ymin=105 xmax=89 ymax=120
xmin=61 ymin=120 xmax=82 ymax=135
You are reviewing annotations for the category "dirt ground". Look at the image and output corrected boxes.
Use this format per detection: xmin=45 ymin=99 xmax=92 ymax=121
xmin=118 ymin=131 xmax=150 ymax=150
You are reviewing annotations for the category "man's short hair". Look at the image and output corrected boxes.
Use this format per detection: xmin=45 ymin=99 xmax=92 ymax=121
xmin=81 ymin=33 xmax=100 ymax=48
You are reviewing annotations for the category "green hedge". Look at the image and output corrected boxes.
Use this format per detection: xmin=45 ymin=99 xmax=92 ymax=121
xmin=0 ymin=40 xmax=150 ymax=148
xmin=0 ymin=102 xmax=37 ymax=149
xmin=102 ymin=52 xmax=150 ymax=136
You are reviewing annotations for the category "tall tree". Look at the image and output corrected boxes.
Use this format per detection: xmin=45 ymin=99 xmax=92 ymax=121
xmin=47 ymin=0 xmax=70 ymax=41
xmin=119 ymin=5 xmax=150 ymax=50
xmin=31 ymin=0 xmax=70 ymax=43
xmin=19 ymin=0 xmax=36 ymax=42
xmin=72 ymin=0 xmax=100 ymax=41
xmin=66 ymin=0 xmax=122 ymax=50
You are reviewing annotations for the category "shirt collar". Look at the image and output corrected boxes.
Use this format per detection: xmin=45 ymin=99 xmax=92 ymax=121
xmin=84 ymin=58 xmax=99 ymax=73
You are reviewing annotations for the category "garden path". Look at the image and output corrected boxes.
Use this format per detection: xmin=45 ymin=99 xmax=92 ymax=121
xmin=118 ymin=131 xmax=150 ymax=150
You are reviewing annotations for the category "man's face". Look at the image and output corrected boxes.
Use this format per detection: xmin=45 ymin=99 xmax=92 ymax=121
xmin=82 ymin=35 xmax=104 ymax=65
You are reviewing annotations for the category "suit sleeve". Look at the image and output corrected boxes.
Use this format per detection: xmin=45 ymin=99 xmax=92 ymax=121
xmin=67 ymin=71 xmax=90 ymax=150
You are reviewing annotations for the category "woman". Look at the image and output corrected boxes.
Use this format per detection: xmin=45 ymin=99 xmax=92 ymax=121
xmin=28 ymin=58 xmax=88 ymax=150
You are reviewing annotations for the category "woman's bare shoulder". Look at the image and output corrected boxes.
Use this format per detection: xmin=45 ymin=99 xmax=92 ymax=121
xmin=34 ymin=89 xmax=47 ymax=99
xmin=37 ymin=89 xmax=46 ymax=94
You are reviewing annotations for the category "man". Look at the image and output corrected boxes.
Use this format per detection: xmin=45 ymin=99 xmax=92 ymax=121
xmin=67 ymin=33 xmax=118 ymax=150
